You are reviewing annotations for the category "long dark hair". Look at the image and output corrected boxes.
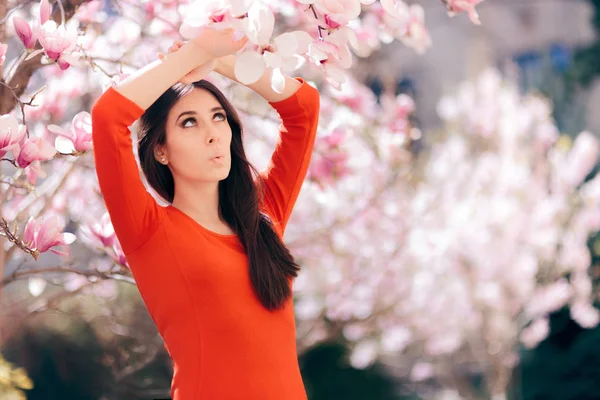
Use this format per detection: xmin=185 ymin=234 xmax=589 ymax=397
xmin=137 ymin=80 xmax=300 ymax=310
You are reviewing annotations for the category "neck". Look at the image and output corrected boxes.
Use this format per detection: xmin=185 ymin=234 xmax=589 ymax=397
xmin=171 ymin=180 xmax=221 ymax=224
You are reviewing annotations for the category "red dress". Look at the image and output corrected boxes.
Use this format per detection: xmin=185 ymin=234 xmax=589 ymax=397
xmin=91 ymin=79 xmax=320 ymax=399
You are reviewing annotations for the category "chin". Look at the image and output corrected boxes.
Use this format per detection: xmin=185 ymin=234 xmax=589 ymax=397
xmin=217 ymin=168 xmax=231 ymax=182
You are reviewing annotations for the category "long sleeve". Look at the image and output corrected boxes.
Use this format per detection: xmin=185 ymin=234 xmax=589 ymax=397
xmin=91 ymin=87 xmax=164 ymax=254
xmin=261 ymin=79 xmax=320 ymax=233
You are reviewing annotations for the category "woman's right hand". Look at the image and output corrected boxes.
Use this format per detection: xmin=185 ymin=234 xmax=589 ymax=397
xmin=191 ymin=27 xmax=248 ymax=60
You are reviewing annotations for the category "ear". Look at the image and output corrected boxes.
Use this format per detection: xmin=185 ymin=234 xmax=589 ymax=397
xmin=154 ymin=146 xmax=168 ymax=165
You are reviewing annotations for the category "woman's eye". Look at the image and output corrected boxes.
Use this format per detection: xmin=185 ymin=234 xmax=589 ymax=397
xmin=214 ymin=112 xmax=226 ymax=122
xmin=182 ymin=117 xmax=196 ymax=128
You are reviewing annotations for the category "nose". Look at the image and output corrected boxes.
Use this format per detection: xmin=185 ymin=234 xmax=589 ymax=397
xmin=207 ymin=130 xmax=220 ymax=145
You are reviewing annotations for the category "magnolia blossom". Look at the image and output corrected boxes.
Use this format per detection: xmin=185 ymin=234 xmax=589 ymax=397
xmin=48 ymin=111 xmax=93 ymax=153
xmin=39 ymin=0 xmax=51 ymax=25
xmin=15 ymin=136 xmax=56 ymax=168
xmin=443 ymin=0 xmax=484 ymax=25
xmin=0 ymin=114 xmax=26 ymax=158
xmin=37 ymin=21 xmax=81 ymax=69
xmin=13 ymin=17 xmax=38 ymax=49
xmin=23 ymin=215 xmax=76 ymax=255
xmin=308 ymin=129 xmax=350 ymax=186
xmin=236 ymin=30 xmax=313 ymax=92
xmin=79 ymin=212 xmax=117 ymax=250
xmin=179 ymin=0 xmax=255 ymax=38
xmin=14 ymin=136 xmax=57 ymax=183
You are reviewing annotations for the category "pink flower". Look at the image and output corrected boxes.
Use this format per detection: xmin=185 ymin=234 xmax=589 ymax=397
xmin=40 ymin=0 xmax=52 ymax=25
xmin=37 ymin=20 xmax=80 ymax=69
xmin=0 ymin=43 xmax=7 ymax=65
xmin=381 ymin=93 xmax=415 ymax=134
xmin=306 ymin=28 xmax=355 ymax=89
xmin=380 ymin=0 xmax=431 ymax=54
xmin=236 ymin=30 xmax=313 ymax=93
xmin=0 ymin=114 xmax=26 ymax=158
xmin=74 ymin=0 xmax=104 ymax=24
xmin=443 ymin=0 xmax=484 ymax=25
xmin=48 ymin=111 xmax=93 ymax=153
xmin=79 ymin=212 xmax=117 ymax=249
xmin=23 ymin=216 xmax=76 ymax=256
xmin=309 ymin=130 xmax=350 ymax=186
xmin=314 ymin=0 xmax=363 ymax=25
xmin=179 ymin=0 xmax=241 ymax=39
xmin=13 ymin=17 xmax=38 ymax=49
xmin=111 ymin=241 xmax=129 ymax=268
xmin=15 ymin=136 xmax=56 ymax=168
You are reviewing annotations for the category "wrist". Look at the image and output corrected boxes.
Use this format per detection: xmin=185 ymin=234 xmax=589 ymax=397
xmin=180 ymin=41 xmax=213 ymax=72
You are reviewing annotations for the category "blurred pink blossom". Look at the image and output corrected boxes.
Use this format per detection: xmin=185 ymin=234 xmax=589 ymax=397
xmin=0 ymin=114 xmax=26 ymax=158
xmin=79 ymin=212 xmax=117 ymax=249
xmin=521 ymin=318 xmax=549 ymax=349
xmin=444 ymin=0 xmax=484 ymax=24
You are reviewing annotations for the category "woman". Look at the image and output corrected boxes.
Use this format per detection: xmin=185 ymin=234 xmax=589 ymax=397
xmin=91 ymin=28 xmax=320 ymax=400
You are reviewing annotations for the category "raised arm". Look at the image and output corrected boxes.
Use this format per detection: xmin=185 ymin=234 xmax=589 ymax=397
xmin=214 ymin=56 xmax=320 ymax=232
xmin=92 ymin=30 xmax=244 ymax=254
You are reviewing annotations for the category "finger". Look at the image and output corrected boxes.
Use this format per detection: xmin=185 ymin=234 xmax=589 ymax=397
xmin=158 ymin=52 xmax=165 ymax=59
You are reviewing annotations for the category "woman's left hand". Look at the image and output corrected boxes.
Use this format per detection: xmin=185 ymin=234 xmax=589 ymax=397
xmin=158 ymin=40 xmax=216 ymax=84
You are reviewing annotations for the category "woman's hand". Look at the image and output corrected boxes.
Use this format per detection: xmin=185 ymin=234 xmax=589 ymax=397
xmin=192 ymin=27 xmax=247 ymax=59
xmin=158 ymin=40 xmax=216 ymax=84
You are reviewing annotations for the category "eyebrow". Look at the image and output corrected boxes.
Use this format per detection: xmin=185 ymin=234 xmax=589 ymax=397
xmin=176 ymin=107 xmax=225 ymax=123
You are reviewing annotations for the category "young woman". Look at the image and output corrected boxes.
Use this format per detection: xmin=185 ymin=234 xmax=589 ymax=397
xmin=91 ymin=28 xmax=320 ymax=400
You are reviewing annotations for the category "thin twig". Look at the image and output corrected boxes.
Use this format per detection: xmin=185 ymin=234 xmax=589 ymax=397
xmin=0 ymin=217 xmax=38 ymax=260
xmin=56 ymin=0 xmax=66 ymax=26
xmin=308 ymin=5 xmax=325 ymax=40
xmin=0 ymin=264 xmax=135 ymax=287
xmin=1 ymin=157 xmax=17 ymax=167
xmin=0 ymin=80 xmax=45 ymax=130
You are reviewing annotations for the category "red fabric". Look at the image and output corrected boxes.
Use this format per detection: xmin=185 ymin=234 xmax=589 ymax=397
xmin=91 ymin=79 xmax=320 ymax=400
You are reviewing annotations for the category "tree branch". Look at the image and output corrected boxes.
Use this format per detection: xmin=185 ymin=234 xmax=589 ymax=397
xmin=0 ymin=217 xmax=39 ymax=260
xmin=0 ymin=264 xmax=135 ymax=287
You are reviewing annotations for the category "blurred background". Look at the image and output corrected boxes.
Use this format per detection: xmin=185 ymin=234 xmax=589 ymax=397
xmin=2 ymin=0 xmax=600 ymax=399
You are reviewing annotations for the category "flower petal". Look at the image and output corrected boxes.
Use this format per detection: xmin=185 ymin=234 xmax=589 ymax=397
xmin=40 ymin=0 xmax=51 ymax=25
xmin=229 ymin=0 xmax=254 ymax=17
xmin=270 ymin=68 xmax=286 ymax=94
xmin=263 ymin=50 xmax=282 ymax=69
xmin=247 ymin=2 xmax=274 ymax=46
xmin=180 ymin=20 xmax=206 ymax=40
xmin=55 ymin=135 xmax=75 ymax=154
xmin=234 ymin=51 xmax=265 ymax=84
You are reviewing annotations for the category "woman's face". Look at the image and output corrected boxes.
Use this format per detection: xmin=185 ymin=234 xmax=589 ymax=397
xmin=157 ymin=88 xmax=233 ymax=183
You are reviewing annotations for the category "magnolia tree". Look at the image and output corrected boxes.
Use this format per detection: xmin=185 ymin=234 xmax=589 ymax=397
xmin=285 ymin=69 xmax=600 ymax=399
